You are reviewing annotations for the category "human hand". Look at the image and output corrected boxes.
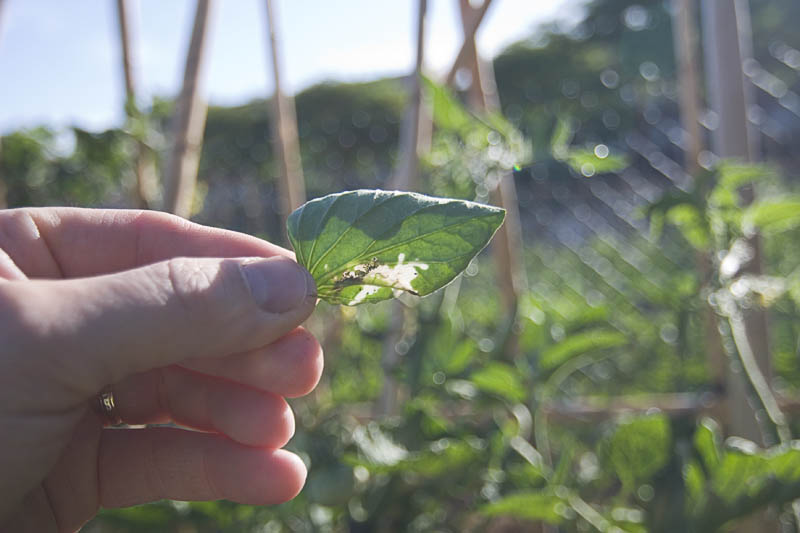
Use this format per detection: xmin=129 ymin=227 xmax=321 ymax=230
xmin=0 ymin=208 xmax=322 ymax=532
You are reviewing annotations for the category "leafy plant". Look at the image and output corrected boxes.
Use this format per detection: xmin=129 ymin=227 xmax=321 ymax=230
xmin=686 ymin=418 xmax=800 ymax=531
xmin=287 ymin=189 xmax=505 ymax=305
xmin=422 ymin=77 xmax=531 ymax=201
xmin=600 ymin=413 xmax=671 ymax=494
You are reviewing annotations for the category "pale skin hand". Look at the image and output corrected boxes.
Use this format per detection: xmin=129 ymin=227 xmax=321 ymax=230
xmin=0 ymin=208 xmax=323 ymax=533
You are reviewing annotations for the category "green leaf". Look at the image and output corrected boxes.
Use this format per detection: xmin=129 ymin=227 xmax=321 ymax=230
xmin=690 ymin=437 xmax=800 ymax=530
xmin=684 ymin=460 xmax=706 ymax=516
xmin=439 ymin=337 xmax=478 ymax=375
xmin=549 ymin=117 xmax=574 ymax=159
xmin=709 ymin=162 xmax=778 ymax=217
xmin=711 ymin=438 xmax=783 ymax=506
xmin=713 ymin=162 xmax=777 ymax=198
xmin=564 ymin=147 xmax=628 ymax=175
xmin=694 ymin=417 xmax=722 ymax=474
xmin=539 ymin=328 xmax=627 ymax=370
xmin=348 ymin=436 xmax=478 ymax=478
xmin=603 ymin=414 xmax=671 ymax=491
xmin=743 ymin=196 xmax=800 ymax=235
xmin=469 ymin=362 xmax=527 ymax=403
xmin=400 ymin=440 xmax=479 ymax=477
xmin=481 ymin=490 xmax=567 ymax=525
xmin=422 ymin=76 xmax=532 ymax=172
xmin=423 ymin=76 xmax=481 ymax=135
xmin=665 ymin=204 xmax=710 ymax=249
xmin=563 ymin=305 xmax=611 ymax=334
xmin=287 ymin=190 xmax=505 ymax=306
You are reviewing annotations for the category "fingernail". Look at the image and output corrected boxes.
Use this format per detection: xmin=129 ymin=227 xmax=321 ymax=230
xmin=240 ymin=257 xmax=316 ymax=314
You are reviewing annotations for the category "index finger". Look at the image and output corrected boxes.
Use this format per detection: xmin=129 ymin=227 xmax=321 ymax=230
xmin=0 ymin=207 xmax=292 ymax=278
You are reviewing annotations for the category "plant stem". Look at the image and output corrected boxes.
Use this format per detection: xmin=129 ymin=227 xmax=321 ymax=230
xmin=535 ymin=349 xmax=623 ymax=466
xmin=721 ymin=294 xmax=800 ymax=530
xmin=568 ymin=493 xmax=610 ymax=531
xmin=724 ymin=302 xmax=790 ymax=444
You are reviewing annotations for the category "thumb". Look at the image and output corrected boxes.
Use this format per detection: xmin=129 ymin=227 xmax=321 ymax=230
xmin=1 ymin=256 xmax=317 ymax=398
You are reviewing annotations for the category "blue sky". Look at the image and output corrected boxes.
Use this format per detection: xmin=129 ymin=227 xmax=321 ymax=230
xmin=0 ymin=0 xmax=575 ymax=134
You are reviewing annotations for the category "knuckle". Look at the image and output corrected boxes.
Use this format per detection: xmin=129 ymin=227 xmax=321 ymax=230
xmin=154 ymin=258 xmax=258 ymax=346
xmin=165 ymin=257 xmax=216 ymax=296
xmin=0 ymin=209 xmax=41 ymax=264
xmin=161 ymin=258 xmax=226 ymax=317
xmin=162 ymin=257 xmax=251 ymax=311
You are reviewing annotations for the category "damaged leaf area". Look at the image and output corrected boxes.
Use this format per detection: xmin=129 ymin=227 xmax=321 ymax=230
xmin=287 ymin=189 xmax=505 ymax=306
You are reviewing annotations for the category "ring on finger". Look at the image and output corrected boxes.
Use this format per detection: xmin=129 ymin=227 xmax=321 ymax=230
xmin=94 ymin=386 xmax=123 ymax=426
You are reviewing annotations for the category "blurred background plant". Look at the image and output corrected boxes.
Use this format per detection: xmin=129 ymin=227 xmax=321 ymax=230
xmin=4 ymin=0 xmax=800 ymax=531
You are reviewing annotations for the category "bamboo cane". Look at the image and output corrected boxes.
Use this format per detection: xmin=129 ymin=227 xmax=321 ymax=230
xmin=265 ymin=0 xmax=305 ymax=227
xmin=164 ymin=0 xmax=214 ymax=217
xmin=116 ymin=0 xmax=158 ymax=208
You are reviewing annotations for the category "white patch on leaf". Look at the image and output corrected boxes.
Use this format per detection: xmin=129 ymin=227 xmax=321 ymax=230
xmin=364 ymin=253 xmax=429 ymax=292
xmin=349 ymin=284 xmax=382 ymax=305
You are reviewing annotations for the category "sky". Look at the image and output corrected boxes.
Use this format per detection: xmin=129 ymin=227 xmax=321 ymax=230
xmin=0 ymin=0 xmax=575 ymax=134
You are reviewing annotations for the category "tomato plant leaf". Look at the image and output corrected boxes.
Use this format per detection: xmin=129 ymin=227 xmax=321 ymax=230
xmin=743 ymin=195 xmax=800 ymax=235
xmin=602 ymin=414 xmax=671 ymax=492
xmin=287 ymin=189 xmax=505 ymax=305
xmin=469 ymin=362 xmax=527 ymax=403
xmin=694 ymin=417 xmax=722 ymax=474
xmin=481 ymin=490 xmax=567 ymax=525
xmin=539 ymin=328 xmax=627 ymax=370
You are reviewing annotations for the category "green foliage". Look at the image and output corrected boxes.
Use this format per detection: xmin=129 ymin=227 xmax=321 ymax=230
xmin=602 ymin=414 xmax=672 ymax=492
xmin=351 ymin=435 xmax=480 ymax=478
xmin=287 ymin=189 xmax=505 ymax=305
xmin=539 ymin=327 xmax=627 ymax=370
xmin=744 ymin=195 xmax=800 ymax=236
xmin=687 ymin=418 xmax=800 ymax=531
xmin=644 ymin=158 xmax=800 ymax=529
xmin=645 ymin=173 xmax=712 ymax=250
xmin=422 ymin=77 xmax=531 ymax=201
xmin=423 ymin=77 xmax=529 ymax=166
xmin=549 ymin=118 xmax=628 ymax=176
xmin=665 ymin=204 xmax=710 ymax=249
xmin=694 ymin=418 xmax=723 ymax=473
xmin=305 ymin=464 xmax=355 ymax=506
xmin=295 ymin=79 xmax=405 ymax=194
xmin=8 ymin=1 xmax=800 ymax=530
xmin=481 ymin=490 xmax=567 ymax=525
xmin=1 ymin=127 xmax=131 ymax=207
xmin=563 ymin=147 xmax=628 ymax=175
xmin=424 ymin=76 xmax=478 ymax=134
xmin=200 ymin=79 xmax=405 ymax=196
xmin=97 ymin=500 xmax=288 ymax=533
xmin=707 ymin=163 xmax=779 ymax=242
xmin=646 ymin=162 xmax=785 ymax=256
xmin=492 ymin=0 xmax=676 ymax=163
xmin=469 ymin=362 xmax=527 ymax=403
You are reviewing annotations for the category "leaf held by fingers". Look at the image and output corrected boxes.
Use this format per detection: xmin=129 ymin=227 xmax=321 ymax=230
xmin=287 ymin=189 xmax=505 ymax=306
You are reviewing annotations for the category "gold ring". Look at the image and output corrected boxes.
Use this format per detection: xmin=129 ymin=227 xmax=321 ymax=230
xmin=95 ymin=386 xmax=123 ymax=426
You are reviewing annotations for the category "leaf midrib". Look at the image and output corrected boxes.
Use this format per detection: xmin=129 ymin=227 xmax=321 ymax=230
xmin=303 ymin=193 xmax=340 ymax=271
xmin=307 ymin=193 xmax=397 ymax=276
